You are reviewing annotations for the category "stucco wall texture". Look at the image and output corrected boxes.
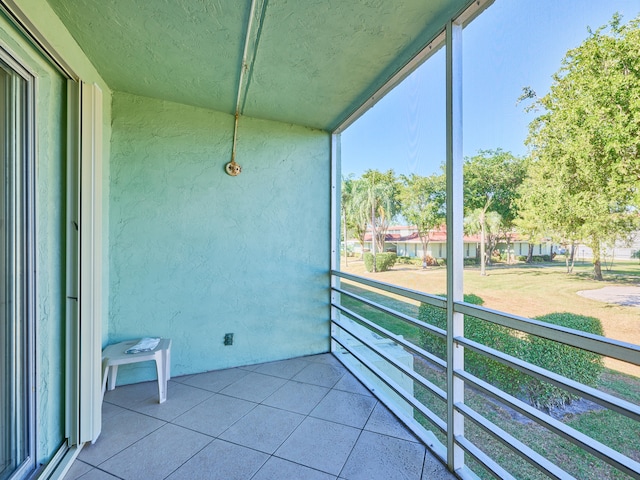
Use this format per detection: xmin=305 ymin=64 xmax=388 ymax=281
xmin=109 ymin=92 xmax=331 ymax=384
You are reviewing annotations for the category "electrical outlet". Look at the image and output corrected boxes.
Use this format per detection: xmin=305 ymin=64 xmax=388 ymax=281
xmin=224 ymin=333 xmax=234 ymax=346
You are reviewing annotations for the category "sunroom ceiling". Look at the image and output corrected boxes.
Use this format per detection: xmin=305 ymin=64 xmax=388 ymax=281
xmin=46 ymin=0 xmax=470 ymax=131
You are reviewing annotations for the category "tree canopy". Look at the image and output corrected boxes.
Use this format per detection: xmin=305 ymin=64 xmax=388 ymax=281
xmin=463 ymin=149 xmax=526 ymax=228
xmin=399 ymin=173 xmax=446 ymax=258
xmin=339 ymin=16 xmax=640 ymax=280
xmin=463 ymin=149 xmax=526 ymax=270
xmin=342 ymin=170 xmax=401 ymax=263
xmin=341 ymin=175 xmax=368 ymax=255
xmin=521 ymin=13 xmax=640 ymax=280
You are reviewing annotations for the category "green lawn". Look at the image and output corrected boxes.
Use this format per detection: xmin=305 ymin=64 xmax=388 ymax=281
xmin=337 ymin=264 xmax=640 ymax=479
xmin=340 ymin=285 xmax=423 ymax=343
xmin=341 ymin=259 xmax=640 ymax=377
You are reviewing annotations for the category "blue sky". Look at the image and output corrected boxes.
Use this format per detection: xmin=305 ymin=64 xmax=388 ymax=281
xmin=341 ymin=0 xmax=640 ymax=178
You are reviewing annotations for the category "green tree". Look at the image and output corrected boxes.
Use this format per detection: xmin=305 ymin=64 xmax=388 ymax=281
xmin=352 ymin=170 xmax=401 ymax=270
xmin=464 ymin=209 xmax=502 ymax=274
xmin=342 ymin=176 xmax=368 ymax=258
xmin=516 ymin=171 xmax=581 ymax=272
xmin=523 ymin=14 xmax=640 ymax=280
xmin=464 ymin=149 xmax=526 ymax=273
xmin=399 ymin=173 xmax=446 ymax=261
xmin=341 ymin=175 xmax=355 ymax=265
xmin=512 ymin=190 xmax=544 ymax=264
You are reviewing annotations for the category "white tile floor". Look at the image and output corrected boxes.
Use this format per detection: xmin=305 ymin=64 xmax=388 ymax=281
xmin=64 ymin=354 xmax=455 ymax=480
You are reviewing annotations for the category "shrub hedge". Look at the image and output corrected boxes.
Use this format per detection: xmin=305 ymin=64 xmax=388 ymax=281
xmin=397 ymin=256 xmax=417 ymax=265
xmin=516 ymin=254 xmax=555 ymax=262
xmin=418 ymin=297 xmax=604 ymax=409
xmin=522 ymin=313 xmax=604 ymax=408
xmin=418 ymin=294 xmax=524 ymax=398
xmin=363 ymin=252 xmax=397 ymax=272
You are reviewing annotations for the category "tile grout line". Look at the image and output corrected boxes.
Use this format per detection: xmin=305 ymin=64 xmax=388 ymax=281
xmin=87 ymin=404 xmax=170 ymax=470
xmin=334 ymin=395 xmax=381 ymax=479
xmin=262 ymin=375 xmax=354 ymax=478
xmin=95 ymin=354 xmax=418 ymax=480
xmin=160 ymin=435 xmax=217 ymax=480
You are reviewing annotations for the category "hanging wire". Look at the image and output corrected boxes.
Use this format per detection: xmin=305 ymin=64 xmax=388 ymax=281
xmin=227 ymin=0 xmax=264 ymax=175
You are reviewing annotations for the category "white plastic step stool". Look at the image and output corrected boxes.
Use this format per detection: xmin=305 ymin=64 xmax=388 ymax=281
xmin=101 ymin=338 xmax=172 ymax=403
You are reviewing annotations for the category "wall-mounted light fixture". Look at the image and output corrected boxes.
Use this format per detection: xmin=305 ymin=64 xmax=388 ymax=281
xmin=225 ymin=159 xmax=242 ymax=176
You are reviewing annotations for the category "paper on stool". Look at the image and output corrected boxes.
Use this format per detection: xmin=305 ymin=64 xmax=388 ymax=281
xmin=126 ymin=337 xmax=161 ymax=354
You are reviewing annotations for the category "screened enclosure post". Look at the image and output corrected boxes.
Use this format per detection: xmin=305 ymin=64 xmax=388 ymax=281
xmin=446 ymin=19 xmax=464 ymax=473
xmin=78 ymin=82 xmax=103 ymax=444
xmin=330 ymin=133 xmax=341 ymax=352
xmin=65 ymin=79 xmax=80 ymax=447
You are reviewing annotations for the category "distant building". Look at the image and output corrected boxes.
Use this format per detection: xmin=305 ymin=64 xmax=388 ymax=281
xmin=351 ymin=225 xmax=556 ymax=260
xmin=573 ymin=232 xmax=640 ymax=260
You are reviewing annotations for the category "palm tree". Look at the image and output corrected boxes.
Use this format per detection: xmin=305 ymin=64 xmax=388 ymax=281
xmin=464 ymin=206 xmax=501 ymax=276
xmin=351 ymin=170 xmax=400 ymax=271
xmin=341 ymin=175 xmax=354 ymax=266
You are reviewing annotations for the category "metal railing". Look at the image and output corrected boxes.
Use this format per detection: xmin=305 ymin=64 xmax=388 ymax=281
xmin=330 ymin=270 xmax=640 ymax=480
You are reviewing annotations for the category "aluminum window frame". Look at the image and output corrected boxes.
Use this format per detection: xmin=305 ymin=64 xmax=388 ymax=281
xmin=0 ymin=42 xmax=36 ymax=480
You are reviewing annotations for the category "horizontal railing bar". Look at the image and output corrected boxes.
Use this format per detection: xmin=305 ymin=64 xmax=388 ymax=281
xmin=456 ymin=336 xmax=640 ymax=423
xmin=336 ymin=274 xmax=640 ymax=420
xmin=455 ymin=402 xmax=574 ymax=480
xmin=455 ymin=435 xmax=517 ymax=480
xmin=455 ymin=302 xmax=640 ymax=366
xmin=333 ymin=285 xmax=447 ymax=340
xmin=333 ymin=297 xmax=447 ymax=369
xmin=331 ymin=351 xmax=447 ymax=461
xmin=456 ymin=369 xmax=640 ymax=478
xmin=333 ymin=317 xmax=447 ymax=402
xmin=332 ymin=270 xmax=447 ymax=309
xmin=335 ymin=270 xmax=640 ymax=366
xmin=331 ymin=327 xmax=447 ymax=434
xmin=455 ymin=465 xmax=486 ymax=480
xmin=332 ymin=270 xmax=640 ymax=477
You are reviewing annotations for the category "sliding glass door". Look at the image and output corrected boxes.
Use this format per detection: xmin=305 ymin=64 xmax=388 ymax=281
xmin=0 ymin=50 xmax=35 ymax=480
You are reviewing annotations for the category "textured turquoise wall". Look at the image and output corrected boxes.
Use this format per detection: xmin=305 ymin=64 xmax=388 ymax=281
xmin=110 ymin=92 xmax=331 ymax=384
